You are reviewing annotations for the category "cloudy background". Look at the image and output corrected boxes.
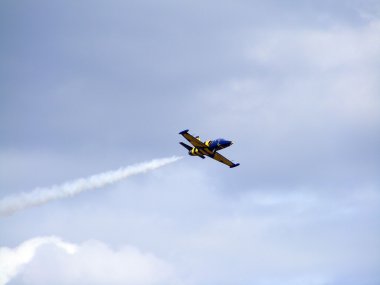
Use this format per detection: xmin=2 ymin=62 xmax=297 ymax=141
xmin=1 ymin=0 xmax=380 ymax=284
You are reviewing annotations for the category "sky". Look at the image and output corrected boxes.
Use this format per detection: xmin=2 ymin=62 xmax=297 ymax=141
xmin=0 ymin=0 xmax=380 ymax=284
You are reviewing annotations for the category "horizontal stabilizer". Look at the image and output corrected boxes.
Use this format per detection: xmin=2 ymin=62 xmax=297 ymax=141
xmin=179 ymin=129 xmax=189 ymax=135
xmin=179 ymin=142 xmax=192 ymax=151
xmin=230 ymin=163 xmax=240 ymax=168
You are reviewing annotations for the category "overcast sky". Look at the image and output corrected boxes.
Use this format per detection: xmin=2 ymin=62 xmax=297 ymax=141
xmin=1 ymin=0 xmax=380 ymax=284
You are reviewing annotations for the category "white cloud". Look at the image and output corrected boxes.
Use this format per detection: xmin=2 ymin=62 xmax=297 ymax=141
xmin=1 ymin=2 xmax=379 ymax=285
xmin=193 ymin=19 xmax=380 ymax=190
xmin=1 ymin=164 xmax=379 ymax=285
xmin=204 ymin=19 xmax=380 ymax=128
xmin=1 ymin=237 xmax=178 ymax=285
xmin=0 ymin=236 xmax=77 ymax=285
xmin=172 ymin=186 xmax=380 ymax=285
xmin=248 ymin=20 xmax=380 ymax=70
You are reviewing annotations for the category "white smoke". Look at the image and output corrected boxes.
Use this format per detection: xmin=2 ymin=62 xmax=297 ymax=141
xmin=0 ymin=156 xmax=182 ymax=217
xmin=0 ymin=236 xmax=77 ymax=285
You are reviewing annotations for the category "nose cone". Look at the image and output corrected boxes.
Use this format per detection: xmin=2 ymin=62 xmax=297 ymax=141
xmin=222 ymin=139 xmax=233 ymax=146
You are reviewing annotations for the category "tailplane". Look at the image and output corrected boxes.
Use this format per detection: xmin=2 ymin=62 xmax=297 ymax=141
xmin=179 ymin=142 xmax=192 ymax=151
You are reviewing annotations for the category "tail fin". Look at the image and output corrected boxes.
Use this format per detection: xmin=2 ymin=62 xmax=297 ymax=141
xmin=179 ymin=142 xmax=192 ymax=151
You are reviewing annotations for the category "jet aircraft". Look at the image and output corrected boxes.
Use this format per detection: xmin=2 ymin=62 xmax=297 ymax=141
xmin=179 ymin=129 xmax=240 ymax=168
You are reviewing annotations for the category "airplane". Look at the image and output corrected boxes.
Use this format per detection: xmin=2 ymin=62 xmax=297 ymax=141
xmin=179 ymin=129 xmax=240 ymax=168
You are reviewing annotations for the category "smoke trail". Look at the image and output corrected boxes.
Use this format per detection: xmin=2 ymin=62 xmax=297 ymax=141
xmin=0 ymin=156 xmax=182 ymax=217
xmin=0 ymin=236 xmax=77 ymax=285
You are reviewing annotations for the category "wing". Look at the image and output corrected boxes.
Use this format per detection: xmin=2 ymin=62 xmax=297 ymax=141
xmin=179 ymin=129 xmax=207 ymax=148
xmin=211 ymin=152 xmax=240 ymax=168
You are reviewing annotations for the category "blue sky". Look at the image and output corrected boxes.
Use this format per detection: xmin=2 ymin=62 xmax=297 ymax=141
xmin=1 ymin=1 xmax=379 ymax=284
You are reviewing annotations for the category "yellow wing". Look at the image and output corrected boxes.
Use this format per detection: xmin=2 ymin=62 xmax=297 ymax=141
xmin=211 ymin=152 xmax=238 ymax=168
xmin=179 ymin=129 xmax=207 ymax=148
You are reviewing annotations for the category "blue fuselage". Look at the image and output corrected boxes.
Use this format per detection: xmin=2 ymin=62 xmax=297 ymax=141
xmin=208 ymin=138 xmax=233 ymax=151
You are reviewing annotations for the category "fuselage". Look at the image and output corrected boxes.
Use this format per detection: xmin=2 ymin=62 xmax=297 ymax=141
xmin=189 ymin=138 xmax=233 ymax=157
xmin=207 ymin=138 xmax=233 ymax=150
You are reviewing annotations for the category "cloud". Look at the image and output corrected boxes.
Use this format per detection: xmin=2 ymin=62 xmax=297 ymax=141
xmin=1 ymin=237 xmax=177 ymax=285
xmin=0 ymin=1 xmax=379 ymax=285
xmin=0 ymin=236 xmax=77 ymax=285
xmin=203 ymin=19 xmax=380 ymax=127
xmin=249 ymin=20 xmax=380 ymax=70
xmin=193 ymin=19 xmax=380 ymax=189
xmin=0 ymin=147 xmax=379 ymax=285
